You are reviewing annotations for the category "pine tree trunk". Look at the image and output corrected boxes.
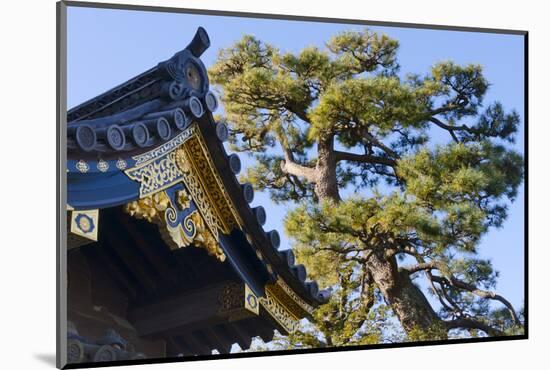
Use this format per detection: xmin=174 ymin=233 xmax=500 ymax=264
xmin=312 ymin=136 xmax=442 ymax=337
xmin=314 ymin=136 xmax=341 ymax=202
xmin=365 ymin=251 xmax=443 ymax=336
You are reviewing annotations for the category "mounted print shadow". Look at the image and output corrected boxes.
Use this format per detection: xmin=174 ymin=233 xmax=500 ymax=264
xmin=58 ymin=1 xmax=527 ymax=368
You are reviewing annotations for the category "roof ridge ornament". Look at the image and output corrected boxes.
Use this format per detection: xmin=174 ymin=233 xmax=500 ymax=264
xmin=68 ymin=27 xmax=211 ymax=124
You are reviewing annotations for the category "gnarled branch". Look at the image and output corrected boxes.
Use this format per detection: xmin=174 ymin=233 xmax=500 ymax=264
xmin=445 ymin=318 xmax=503 ymax=337
xmin=431 ymin=275 xmax=521 ymax=326
xmin=334 ymin=150 xmax=397 ymax=167
xmin=401 ymin=260 xmax=439 ymax=275
xmin=280 ymin=149 xmax=318 ymax=183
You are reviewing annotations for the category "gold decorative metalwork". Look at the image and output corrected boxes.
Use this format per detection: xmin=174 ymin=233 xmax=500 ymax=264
xmin=70 ymin=209 xmax=99 ymax=242
xmin=116 ymin=158 xmax=127 ymax=170
xmin=261 ymin=278 xmax=316 ymax=318
xmin=183 ymin=211 xmax=225 ymax=261
xmin=125 ymin=192 xmax=170 ymax=223
xmin=259 ymin=289 xmax=300 ymax=334
xmin=174 ymin=133 xmax=243 ymax=233
xmin=216 ymin=282 xmax=301 ymax=331
xmin=122 ymin=122 xmax=320 ymax=329
xmin=76 ymin=160 xmax=89 ymax=173
xmin=124 ymin=192 xmax=226 ymax=261
xmin=176 ymin=189 xmax=191 ymax=209
xmin=123 ymin=123 xmax=243 ymax=249
xmin=244 ymin=284 xmax=259 ymax=315
xmin=125 ymin=151 xmax=183 ymax=198
xmin=97 ymin=159 xmax=109 ymax=172
xmin=173 ymin=147 xmax=222 ymax=241
xmin=131 ymin=127 xmax=196 ymax=165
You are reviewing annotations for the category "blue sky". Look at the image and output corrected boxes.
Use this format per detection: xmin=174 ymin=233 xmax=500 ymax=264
xmin=67 ymin=6 xmax=525 ymax=312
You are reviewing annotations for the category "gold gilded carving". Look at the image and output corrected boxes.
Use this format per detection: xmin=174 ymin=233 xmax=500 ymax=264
xmin=180 ymin=135 xmax=243 ymax=232
xmin=269 ymin=278 xmax=315 ymax=316
xmin=216 ymin=283 xmax=304 ymax=333
xmin=259 ymin=289 xmax=300 ymax=334
xmin=125 ymin=151 xmax=183 ymax=198
xmin=124 ymin=192 xmax=226 ymax=261
xmin=123 ymin=122 xmax=245 ymax=259
xmin=213 ymin=280 xmax=310 ymax=334
xmin=164 ymin=211 xmax=196 ymax=250
xmin=185 ymin=211 xmax=225 ymax=262
xmin=174 ymin=146 xmax=222 ymax=240
xmin=132 ymin=126 xmax=196 ymax=165
xmin=125 ymin=192 xmax=170 ymax=223
xmin=176 ymin=189 xmax=191 ymax=209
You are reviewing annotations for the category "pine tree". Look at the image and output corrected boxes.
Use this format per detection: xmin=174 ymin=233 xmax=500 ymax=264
xmin=209 ymin=29 xmax=524 ymax=344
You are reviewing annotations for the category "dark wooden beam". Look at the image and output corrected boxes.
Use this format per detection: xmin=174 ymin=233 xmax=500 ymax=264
xmin=192 ymin=330 xmax=216 ymax=355
xmin=165 ymin=337 xmax=186 ymax=357
xmin=117 ymin=213 xmax=178 ymax=284
xmin=230 ymin=321 xmax=253 ymax=351
xmin=213 ymin=323 xmax=238 ymax=352
xmin=128 ymin=282 xmax=253 ymax=337
xmin=80 ymin=243 xmax=137 ymax=298
xmin=129 ymin=284 xmax=222 ymax=336
xmin=102 ymin=222 xmax=158 ymax=293
xmin=203 ymin=327 xmax=231 ymax=354
xmin=181 ymin=332 xmax=211 ymax=356
xmin=249 ymin=316 xmax=276 ymax=344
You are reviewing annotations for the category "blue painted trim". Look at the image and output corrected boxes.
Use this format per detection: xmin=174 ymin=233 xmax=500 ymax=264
xmin=218 ymin=231 xmax=270 ymax=298
xmin=68 ymin=170 xmax=140 ymax=210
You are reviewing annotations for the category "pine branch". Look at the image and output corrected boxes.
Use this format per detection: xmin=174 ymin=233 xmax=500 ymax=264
xmin=334 ymin=150 xmax=397 ymax=166
xmin=431 ymin=275 xmax=521 ymax=326
xmin=401 ymin=260 xmax=439 ymax=274
xmin=445 ymin=317 xmax=504 ymax=337
xmin=280 ymin=148 xmax=318 ymax=183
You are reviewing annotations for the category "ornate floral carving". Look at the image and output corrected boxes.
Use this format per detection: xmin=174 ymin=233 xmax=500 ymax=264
xmin=163 ymin=210 xmax=196 ymax=250
xmin=190 ymin=211 xmax=225 ymax=261
xmin=176 ymin=189 xmax=191 ymax=209
xmin=123 ymin=123 xmax=248 ymax=261
xmin=218 ymin=282 xmax=245 ymax=313
xmin=125 ymin=151 xmax=183 ymax=197
xmin=131 ymin=126 xmax=196 ymax=165
xmin=180 ymin=135 xmax=242 ymax=232
xmin=259 ymin=289 xmax=300 ymax=334
xmin=174 ymin=146 xmax=222 ymax=240
xmin=125 ymin=192 xmax=170 ymax=223
xmin=217 ymin=283 xmax=258 ymax=321
xmin=268 ymin=278 xmax=315 ymax=316
xmin=125 ymin=192 xmax=225 ymax=261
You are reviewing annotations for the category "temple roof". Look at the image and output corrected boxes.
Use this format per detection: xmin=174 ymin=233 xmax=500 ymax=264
xmin=66 ymin=26 xmax=330 ymax=323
